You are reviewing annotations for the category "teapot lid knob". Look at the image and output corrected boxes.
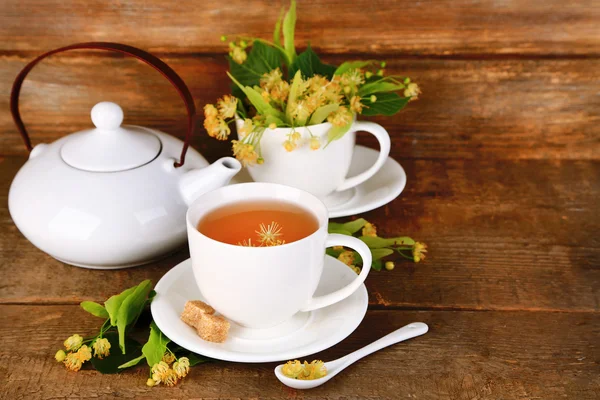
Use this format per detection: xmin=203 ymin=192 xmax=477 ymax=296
xmin=91 ymin=102 xmax=123 ymax=130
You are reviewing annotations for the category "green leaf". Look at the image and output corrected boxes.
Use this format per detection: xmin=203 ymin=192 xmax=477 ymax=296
xmin=118 ymin=354 xmax=145 ymax=369
xmin=326 ymin=248 xmax=343 ymax=258
xmin=327 ymin=226 xmax=353 ymax=235
xmin=227 ymin=72 xmax=285 ymax=120
xmin=358 ymin=81 xmax=405 ymax=97
xmin=285 ymin=70 xmax=303 ymax=123
xmin=273 ymin=8 xmax=284 ymax=47
xmin=227 ymin=40 xmax=282 ymax=97
xmin=308 ymin=103 xmax=339 ymax=125
xmin=342 ymin=218 xmax=368 ymax=234
xmin=371 ymin=260 xmax=383 ymax=271
xmin=289 ymin=45 xmax=337 ymax=79
xmin=371 ymin=248 xmax=394 ymax=260
xmin=80 ymin=301 xmax=109 ymax=319
xmin=188 ymin=353 xmax=209 ymax=366
xmin=282 ymin=0 xmax=297 ymax=64
xmin=90 ymin=332 xmax=142 ymax=374
xmin=116 ymin=280 xmax=153 ymax=353
xmin=326 ymin=120 xmax=353 ymax=144
xmin=359 ymin=236 xmax=415 ymax=248
xmin=143 ymin=321 xmax=171 ymax=367
xmin=361 ymin=92 xmax=410 ymax=117
xmin=335 ymin=60 xmax=376 ymax=76
xmin=104 ymin=286 xmax=137 ymax=326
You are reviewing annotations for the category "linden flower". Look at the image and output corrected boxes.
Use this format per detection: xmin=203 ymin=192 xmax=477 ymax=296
xmin=413 ymin=242 xmax=428 ymax=263
xmin=232 ymin=140 xmax=259 ymax=166
xmin=77 ymin=345 xmax=92 ymax=362
xmin=162 ymin=352 xmax=176 ymax=365
xmin=173 ymin=357 xmax=190 ymax=378
xmin=55 ymin=349 xmax=67 ymax=362
xmin=162 ymin=369 xmax=179 ymax=387
xmin=204 ymin=104 xmax=218 ymax=119
xmin=64 ymin=334 xmax=83 ymax=351
xmin=217 ymin=95 xmax=238 ymax=119
xmin=151 ymin=361 xmax=170 ymax=384
xmin=260 ymin=68 xmax=283 ymax=90
xmin=350 ymin=96 xmax=364 ymax=114
xmin=256 ymin=221 xmax=283 ymax=246
xmin=362 ymin=222 xmax=377 ymax=237
xmin=64 ymin=352 xmax=83 ymax=372
xmin=92 ymin=338 xmax=111 ymax=359
xmin=283 ymin=140 xmax=296 ymax=152
xmin=238 ymin=118 xmax=254 ymax=137
xmin=300 ymin=360 xmax=327 ymax=380
xmin=282 ymin=360 xmax=303 ymax=378
xmin=229 ymin=45 xmax=247 ymax=64
xmin=404 ymin=82 xmax=421 ymax=100
xmin=337 ymin=250 xmax=355 ymax=266
xmin=328 ymin=106 xmax=353 ymax=127
xmin=309 ymin=136 xmax=321 ymax=150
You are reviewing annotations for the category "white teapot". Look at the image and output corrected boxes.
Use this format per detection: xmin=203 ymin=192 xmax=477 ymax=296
xmin=8 ymin=43 xmax=241 ymax=269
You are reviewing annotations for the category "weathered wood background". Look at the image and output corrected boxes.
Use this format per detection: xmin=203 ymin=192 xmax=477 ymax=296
xmin=0 ymin=0 xmax=599 ymax=399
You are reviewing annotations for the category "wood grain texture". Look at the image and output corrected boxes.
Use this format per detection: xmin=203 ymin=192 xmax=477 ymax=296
xmin=0 ymin=305 xmax=598 ymax=399
xmin=1 ymin=55 xmax=599 ymax=159
xmin=2 ymin=156 xmax=598 ymax=311
xmin=2 ymin=0 xmax=600 ymax=56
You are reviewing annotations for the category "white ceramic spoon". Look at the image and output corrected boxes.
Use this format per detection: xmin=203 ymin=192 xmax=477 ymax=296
xmin=274 ymin=322 xmax=429 ymax=389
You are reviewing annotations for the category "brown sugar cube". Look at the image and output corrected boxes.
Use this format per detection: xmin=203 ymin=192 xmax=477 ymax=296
xmin=180 ymin=300 xmax=215 ymax=327
xmin=196 ymin=313 xmax=230 ymax=343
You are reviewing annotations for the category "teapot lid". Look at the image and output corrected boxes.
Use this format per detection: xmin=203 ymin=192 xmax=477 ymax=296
xmin=60 ymin=102 xmax=161 ymax=172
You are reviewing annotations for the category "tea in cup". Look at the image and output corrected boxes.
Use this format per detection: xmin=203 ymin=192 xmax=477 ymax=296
xmin=186 ymin=182 xmax=372 ymax=328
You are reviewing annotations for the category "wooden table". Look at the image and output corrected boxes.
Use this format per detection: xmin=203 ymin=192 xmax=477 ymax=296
xmin=1 ymin=1 xmax=599 ymax=398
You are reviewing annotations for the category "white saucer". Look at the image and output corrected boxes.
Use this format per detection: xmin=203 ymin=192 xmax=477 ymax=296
xmin=151 ymin=256 xmax=368 ymax=363
xmin=231 ymin=145 xmax=406 ymax=218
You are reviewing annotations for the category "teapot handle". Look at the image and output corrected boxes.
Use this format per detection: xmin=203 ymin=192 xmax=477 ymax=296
xmin=10 ymin=42 xmax=196 ymax=168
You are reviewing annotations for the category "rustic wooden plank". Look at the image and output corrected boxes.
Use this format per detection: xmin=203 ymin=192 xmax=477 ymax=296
xmin=1 ymin=55 xmax=599 ymax=159
xmin=2 ymin=0 xmax=599 ymax=56
xmin=2 ymin=156 xmax=598 ymax=311
xmin=0 ymin=305 xmax=598 ymax=399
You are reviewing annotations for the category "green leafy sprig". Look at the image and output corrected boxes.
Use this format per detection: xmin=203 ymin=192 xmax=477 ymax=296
xmin=327 ymin=218 xmax=427 ymax=271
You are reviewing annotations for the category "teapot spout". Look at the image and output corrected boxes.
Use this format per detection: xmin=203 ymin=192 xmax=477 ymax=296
xmin=179 ymin=157 xmax=242 ymax=206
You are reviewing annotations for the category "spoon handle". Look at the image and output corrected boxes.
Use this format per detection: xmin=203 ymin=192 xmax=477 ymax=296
xmin=340 ymin=322 xmax=428 ymax=366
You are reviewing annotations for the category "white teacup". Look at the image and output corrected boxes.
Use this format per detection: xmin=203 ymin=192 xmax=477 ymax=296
xmin=186 ymin=182 xmax=372 ymax=329
xmin=236 ymin=119 xmax=391 ymax=200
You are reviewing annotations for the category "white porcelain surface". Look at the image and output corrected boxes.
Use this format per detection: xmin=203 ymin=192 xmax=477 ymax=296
xmin=151 ymin=256 xmax=369 ymax=363
xmin=231 ymin=145 xmax=407 ymax=218
xmin=236 ymin=119 xmax=390 ymax=199
xmin=8 ymin=102 xmax=241 ymax=269
xmin=186 ymin=182 xmax=372 ymax=328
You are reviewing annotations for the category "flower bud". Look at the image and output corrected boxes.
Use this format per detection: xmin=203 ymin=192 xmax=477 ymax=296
xmin=385 ymin=261 xmax=395 ymax=271
xmin=55 ymin=350 xmax=66 ymax=362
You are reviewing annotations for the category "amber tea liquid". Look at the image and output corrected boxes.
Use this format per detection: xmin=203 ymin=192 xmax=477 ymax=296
xmin=197 ymin=200 xmax=319 ymax=246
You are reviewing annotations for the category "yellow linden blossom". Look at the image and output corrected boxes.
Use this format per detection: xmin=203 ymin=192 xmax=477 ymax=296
xmin=260 ymin=68 xmax=283 ymax=90
xmin=362 ymin=222 xmax=377 ymax=237
xmin=77 ymin=345 xmax=92 ymax=362
xmin=337 ymin=250 xmax=355 ymax=266
xmin=64 ymin=352 xmax=83 ymax=372
xmin=64 ymin=334 xmax=83 ymax=351
xmin=151 ymin=361 xmax=170 ymax=383
xmin=146 ymin=378 xmax=156 ymax=387
xmin=229 ymin=45 xmax=247 ymax=64
xmin=351 ymin=265 xmax=361 ymax=275
xmin=162 ymin=369 xmax=179 ymax=387
xmin=173 ymin=357 xmax=190 ymax=378
xmin=413 ymin=242 xmax=428 ymax=263
xmin=309 ymin=136 xmax=321 ymax=150
xmin=282 ymin=360 xmax=327 ymax=380
xmin=328 ymin=106 xmax=353 ymax=127
xmin=92 ymin=338 xmax=111 ymax=359
xmin=204 ymin=104 xmax=218 ymax=119
xmin=350 ymin=96 xmax=364 ymax=114
xmin=256 ymin=221 xmax=283 ymax=246
xmin=232 ymin=140 xmax=259 ymax=166
xmin=238 ymin=118 xmax=254 ymax=137
xmin=404 ymin=82 xmax=421 ymax=100
xmin=217 ymin=95 xmax=238 ymax=119
xmin=162 ymin=352 xmax=176 ymax=365
xmin=55 ymin=349 xmax=66 ymax=362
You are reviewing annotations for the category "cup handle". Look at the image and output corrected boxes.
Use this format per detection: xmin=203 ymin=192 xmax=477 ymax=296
xmin=300 ymin=233 xmax=372 ymax=312
xmin=336 ymin=121 xmax=391 ymax=192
